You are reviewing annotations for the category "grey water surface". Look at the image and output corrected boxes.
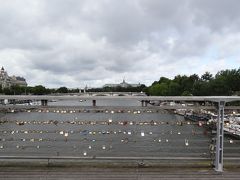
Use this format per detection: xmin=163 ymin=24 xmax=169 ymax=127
xmin=0 ymin=100 xmax=239 ymax=158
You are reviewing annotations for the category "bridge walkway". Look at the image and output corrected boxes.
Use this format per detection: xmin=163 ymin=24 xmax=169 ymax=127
xmin=1 ymin=167 xmax=240 ymax=180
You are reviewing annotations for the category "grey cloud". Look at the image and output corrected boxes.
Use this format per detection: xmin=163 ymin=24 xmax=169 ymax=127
xmin=191 ymin=0 xmax=240 ymax=32
xmin=0 ymin=0 xmax=239 ymax=87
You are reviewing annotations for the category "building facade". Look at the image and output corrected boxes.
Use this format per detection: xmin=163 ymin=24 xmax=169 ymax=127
xmin=0 ymin=67 xmax=27 ymax=89
xmin=103 ymin=79 xmax=142 ymax=88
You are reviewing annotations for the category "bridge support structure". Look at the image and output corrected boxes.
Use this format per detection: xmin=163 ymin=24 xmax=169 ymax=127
xmin=41 ymin=100 xmax=48 ymax=106
xmin=92 ymin=100 xmax=96 ymax=107
xmin=215 ymin=101 xmax=225 ymax=172
xmin=145 ymin=101 xmax=148 ymax=107
xmin=141 ymin=100 xmax=149 ymax=107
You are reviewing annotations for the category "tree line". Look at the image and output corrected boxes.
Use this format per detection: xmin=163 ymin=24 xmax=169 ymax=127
xmin=0 ymin=68 xmax=239 ymax=96
xmin=146 ymin=68 xmax=240 ymax=96
xmin=0 ymin=86 xmax=80 ymax=95
xmin=0 ymin=85 xmax=147 ymax=95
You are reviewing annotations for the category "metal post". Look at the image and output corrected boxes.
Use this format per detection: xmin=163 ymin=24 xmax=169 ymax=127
xmin=215 ymin=101 xmax=225 ymax=172
xmin=92 ymin=100 xmax=96 ymax=107
xmin=145 ymin=101 xmax=148 ymax=107
xmin=41 ymin=100 xmax=44 ymax=106
xmin=41 ymin=100 xmax=48 ymax=106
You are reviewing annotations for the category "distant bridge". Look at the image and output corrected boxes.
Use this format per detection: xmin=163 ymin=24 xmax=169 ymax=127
xmin=53 ymin=92 xmax=146 ymax=97
xmin=0 ymin=95 xmax=240 ymax=109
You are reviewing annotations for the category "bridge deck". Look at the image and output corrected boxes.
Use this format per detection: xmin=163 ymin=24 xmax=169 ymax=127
xmin=1 ymin=166 xmax=240 ymax=180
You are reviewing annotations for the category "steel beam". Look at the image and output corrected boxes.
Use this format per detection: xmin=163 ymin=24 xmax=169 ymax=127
xmin=214 ymin=101 xmax=225 ymax=172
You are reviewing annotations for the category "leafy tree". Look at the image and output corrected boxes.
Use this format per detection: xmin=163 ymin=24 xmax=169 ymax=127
xmin=168 ymin=82 xmax=181 ymax=96
xmin=173 ymin=75 xmax=192 ymax=93
xmin=215 ymin=68 xmax=240 ymax=92
xmin=31 ymin=85 xmax=48 ymax=95
xmin=210 ymin=77 xmax=231 ymax=95
xmin=149 ymin=83 xmax=169 ymax=96
xmin=56 ymin=87 xmax=68 ymax=93
xmin=3 ymin=88 xmax=13 ymax=95
xmin=151 ymin=81 xmax=159 ymax=86
xmin=68 ymin=88 xmax=80 ymax=93
xmin=201 ymin=72 xmax=213 ymax=82
xmin=158 ymin=77 xmax=171 ymax=84
xmin=148 ymin=67 xmax=240 ymax=96
xmin=11 ymin=85 xmax=27 ymax=95
xmin=181 ymin=90 xmax=192 ymax=96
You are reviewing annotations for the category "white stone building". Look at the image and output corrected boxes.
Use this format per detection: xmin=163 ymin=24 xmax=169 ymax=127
xmin=103 ymin=79 xmax=141 ymax=88
xmin=0 ymin=67 xmax=27 ymax=89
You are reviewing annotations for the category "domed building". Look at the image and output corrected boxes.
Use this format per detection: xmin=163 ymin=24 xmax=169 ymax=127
xmin=103 ymin=79 xmax=142 ymax=88
xmin=0 ymin=67 xmax=27 ymax=89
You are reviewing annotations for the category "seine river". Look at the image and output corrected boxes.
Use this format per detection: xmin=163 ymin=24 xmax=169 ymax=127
xmin=0 ymin=99 xmax=239 ymax=159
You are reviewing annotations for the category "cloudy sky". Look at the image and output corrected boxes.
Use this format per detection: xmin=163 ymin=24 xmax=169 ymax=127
xmin=0 ymin=0 xmax=239 ymax=88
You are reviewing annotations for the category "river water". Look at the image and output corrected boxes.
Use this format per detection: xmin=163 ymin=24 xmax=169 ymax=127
xmin=0 ymin=99 xmax=239 ymax=158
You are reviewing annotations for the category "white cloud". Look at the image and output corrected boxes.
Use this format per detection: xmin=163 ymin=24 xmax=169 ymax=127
xmin=0 ymin=0 xmax=239 ymax=88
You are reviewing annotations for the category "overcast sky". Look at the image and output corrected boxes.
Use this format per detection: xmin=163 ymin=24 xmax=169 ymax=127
xmin=0 ymin=0 xmax=239 ymax=88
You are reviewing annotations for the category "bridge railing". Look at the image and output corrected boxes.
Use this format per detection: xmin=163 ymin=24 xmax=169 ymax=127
xmin=0 ymin=96 xmax=240 ymax=172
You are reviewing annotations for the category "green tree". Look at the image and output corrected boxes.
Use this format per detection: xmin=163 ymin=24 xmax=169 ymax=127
xmin=173 ymin=75 xmax=193 ymax=93
xmin=181 ymin=90 xmax=192 ymax=96
xmin=31 ymin=85 xmax=48 ymax=95
xmin=168 ymin=82 xmax=181 ymax=96
xmin=201 ymin=72 xmax=213 ymax=82
xmin=56 ymin=87 xmax=69 ymax=93
xmin=149 ymin=83 xmax=169 ymax=96
xmin=215 ymin=68 xmax=240 ymax=93
xmin=158 ymin=77 xmax=171 ymax=84
xmin=11 ymin=85 xmax=27 ymax=95
xmin=210 ymin=77 xmax=231 ymax=95
xmin=147 ymin=67 xmax=240 ymax=96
